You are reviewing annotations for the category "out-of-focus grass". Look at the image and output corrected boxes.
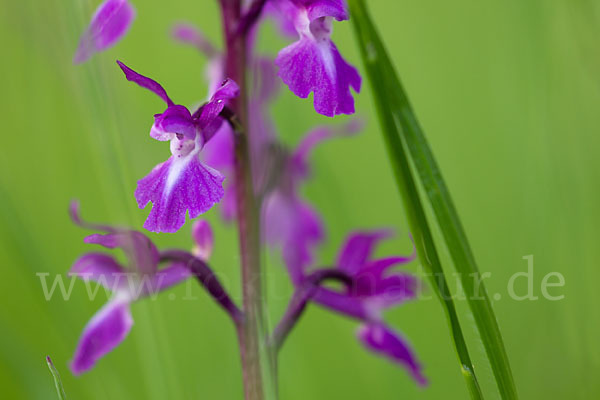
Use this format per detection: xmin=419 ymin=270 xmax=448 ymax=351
xmin=0 ymin=1 xmax=598 ymax=399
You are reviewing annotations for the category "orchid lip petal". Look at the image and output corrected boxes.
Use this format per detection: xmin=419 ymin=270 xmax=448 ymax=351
xmin=135 ymin=150 xmax=225 ymax=233
xmin=275 ymin=36 xmax=361 ymax=117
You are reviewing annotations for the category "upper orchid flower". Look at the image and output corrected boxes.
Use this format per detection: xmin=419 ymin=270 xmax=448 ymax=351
xmin=272 ymin=0 xmax=361 ymax=117
xmin=74 ymin=0 xmax=136 ymax=64
xmin=117 ymin=61 xmax=239 ymax=233
xmin=67 ymin=203 xmax=214 ymax=374
xmin=292 ymin=229 xmax=427 ymax=385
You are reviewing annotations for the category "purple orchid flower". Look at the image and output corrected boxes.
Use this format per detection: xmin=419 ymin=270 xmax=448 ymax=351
xmin=293 ymin=229 xmax=427 ymax=385
xmin=271 ymin=0 xmax=361 ymax=117
xmin=263 ymin=121 xmax=362 ymax=282
xmin=117 ymin=61 xmax=239 ymax=233
xmin=67 ymin=203 xmax=214 ymax=374
xmin=74 ymin=0 xmax=136 ymax=64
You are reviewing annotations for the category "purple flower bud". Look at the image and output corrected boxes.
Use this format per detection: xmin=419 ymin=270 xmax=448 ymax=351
xmin=192 ymin=220 xmax=214 ymax=260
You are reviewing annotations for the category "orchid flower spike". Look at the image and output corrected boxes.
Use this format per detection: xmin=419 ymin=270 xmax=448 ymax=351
xmin=68 ymin=202 xmax=199 ymax=374
xmin=74 ymin=0 xmax=136 ymax=64
xmin=117 ymin=61 xmax=239 ymax=233
xmin=272 ymin=0 xmax=361 ymax=117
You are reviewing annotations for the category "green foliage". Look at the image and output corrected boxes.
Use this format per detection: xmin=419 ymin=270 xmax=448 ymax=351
xmin=347 ymin=1 xmax=518 ymax=398
xmin=46 ymin=356 xmax=67 ymax=400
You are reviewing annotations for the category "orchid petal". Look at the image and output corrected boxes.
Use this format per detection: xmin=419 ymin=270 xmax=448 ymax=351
xmin=264 ymin=193 xmax=324 ymax=283
xmin=292 ymin=0 xmax=349 ymax=21
xmin=336 ymin=230 xmax=394 ymax=275
xmin=171 ymin=23 xmax=219 ymax=58
xmin=220 ymin=182 xmax=238 ymax=222
xmin=83 ymin=231 xmax=160 ymax=275
xmin=70 ymin=298 xmax=133 ymax=375
xmin=135 ymin=154 xmax=224 ymax=233
xmin=358 ymin=323 xmax=427 ymax=386
xmin=276 ymin=35 xmax=360 ymax=117
xmin=152 ymin=105 xmax=197 ymax=141
xmin=312 ymin=287 xmax=370 ymax=320
xmin=145 ymin=263 xmax=192 ymax=295
xmin=198 ymin=79 xmax=240 ymax=128
xmin=117 ymin=60 xmax=174 ymax=106
xmin=355 ymin=270 xmax=419 ymax=308
xmin=69 ymin=253 xmax=127 ymax=290
xmin=202 ymin=123 xmax=235 ymax=169
xmin=292 ymin=120 xmax=362 ymax=179
xmin=74 ymin=0 xmax=135 ymax=64
xmin=192 ymin=220 xmax=214 ymax=260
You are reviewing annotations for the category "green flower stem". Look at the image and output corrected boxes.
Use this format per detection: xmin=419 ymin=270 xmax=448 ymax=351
xmin=219 ymin=1 xmax=275 ymax=399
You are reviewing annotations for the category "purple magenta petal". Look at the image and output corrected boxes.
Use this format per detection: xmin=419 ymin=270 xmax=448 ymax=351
xmin=292 ymin=0 xmax=349 ymax=21
xmin=152 ymin=105 xmax=197 ymax=141
xmin=252 ymin=56 xmax=280 ymax=105
xmin=69 ymin=200 xmax=116 ymax=233
xmin=264 ymin=192 xmax=324 ymax=283
xmin=70 ymin=253 xmax=126 ymax=290
xmin=358 ymin=323 xmax=427 ymax=386
xmin=198 ymin=79 xmax=240 ymax=128
xmin=291 ymin=120 xmax=362 ymax=179
xmin=135 ymin=155 xmax=225 ymax=233
xmin=220 ymin=182 xmax=238 ymax=222
xmin=275 ymin=36 xmax=361 ymax=117
xmin=143 ymin=263 xmax=192 ymax=295
xmin=336 ymin=230 xmax=394 ymax=275
xmin=83 ymin=231 xmax=160 ymax=275
xmin=312 ymin=287 xmax=370 ymax=320
xmin=70 ymin=298 xmax=133 ymax=375
xmin=171 ymin=23 xmax=219 ymax=58
xmin=192 ymin=220 xmax=214 ymax=260
xmin=202 ymin=123 xmax=235 ymax=169
xmin=117 ymin=60 xmax=174 ymax=106
xmin=354 ymin=270 xmax=418 ymax=308
xmin=74 ymin=0 xmax=136 ymax=64
xmin=264 ymin=1 xmax=298 ymax=38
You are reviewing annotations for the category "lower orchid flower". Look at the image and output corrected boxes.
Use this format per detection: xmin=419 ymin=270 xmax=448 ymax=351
xmin=284 ymin=229 xmax=427 ymax=385
xmin=67 ymin=203 xmax=214 ymax=374
xmin=117 ymin=61 xmax=239 ymax=233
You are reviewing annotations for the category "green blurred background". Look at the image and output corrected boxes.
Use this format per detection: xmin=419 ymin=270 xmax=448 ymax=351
xmin=1 ymin=0 xmax=598 ymax=398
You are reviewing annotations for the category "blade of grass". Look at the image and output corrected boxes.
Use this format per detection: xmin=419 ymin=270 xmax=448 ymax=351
xmin=346 ymin=2 xmax=483 ymax=398
xmin=347 ymin=1 xmax=518 ymax=399
xmin=46 ymin=356 xmax=67 ymax=400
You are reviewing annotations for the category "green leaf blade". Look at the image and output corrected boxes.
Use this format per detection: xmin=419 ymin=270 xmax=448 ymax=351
xmin=46 ymin=356 xmax=67 ymax=400
xmin=347 ymin=1 xmax=518 ymax=399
